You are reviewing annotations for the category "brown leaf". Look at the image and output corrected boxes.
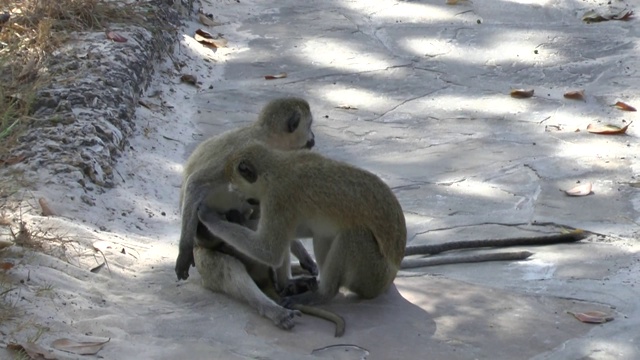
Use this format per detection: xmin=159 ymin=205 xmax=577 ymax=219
xmin=510 ymin=89 xmax=534 ymax=98
xmin=586 ymin=121 xmax=632 ymax=135
xmin=0 ymin=261 xmax=14 ymax=270
xmin=582 ymin=9 xmax=633 ymax=22
xmin=180 ymin=74 xmax=198 ymax=86
xmin=8 ymin=342 xmax=57 ymax=359
xmin=194 ymin=29 xmax=228 ymax=48
xmin=106 ymin=31 xmax=127 ymax=43
xmin=51 ymin=338 xmax=110 ymax=355
xmin=335 ymin=104 xmax=358 ymax=110
xmin=90 ymin=262 xmax=106 ymax=273
xmin=612 ymin=9 xmax=634 ymax=20
xmin=38 ymin=197 xmax=56 ymax=217
xmin=564 ymin=182 xmax=593 ymax=197
xmin=264 ymin=72 xmax=288 ymax=80
xmin=1 ymin=154 xmax=27 ymax=166
xmin=198 ymin=13 xmax=221 ymax=27
xmin=138 ymin=99 xmax=161 ymax=111
xmin=614 ymin=101 xmax=637 ymax=111
xmin=563 ymin=90 xmax=585 ymax=101
xmin=568 ymin=311 xmax=614 ymax=324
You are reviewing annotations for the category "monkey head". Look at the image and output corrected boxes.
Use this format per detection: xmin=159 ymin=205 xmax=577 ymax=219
xmin=258 ymin=97 xmax=315 ymax=151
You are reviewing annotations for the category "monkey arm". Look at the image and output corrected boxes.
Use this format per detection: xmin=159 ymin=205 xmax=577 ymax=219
xmin=290 ymin=240 xmax=318 ymax=276
xmin=175 ymin=175 xmax=211 ymax=280
xmin=197 ymin=203 xmax=290 ymax=268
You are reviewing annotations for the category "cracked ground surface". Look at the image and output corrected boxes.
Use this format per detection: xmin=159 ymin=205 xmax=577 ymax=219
xmin=186 ymin=0 xmax=640 ymax=358
xmin=1 ymin=0 xmax=639 ymax=359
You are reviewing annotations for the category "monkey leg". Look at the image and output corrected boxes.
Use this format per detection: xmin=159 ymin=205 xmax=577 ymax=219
xmin=286 ymin=229 xmax=395 ymax=306
xmin=193 ymin=247 xmax=301 ymax=330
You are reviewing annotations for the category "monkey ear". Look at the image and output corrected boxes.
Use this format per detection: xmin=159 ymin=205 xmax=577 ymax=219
xmin=238 ymin=160 xmax=258 ymax=183
xmin=287 ymin=111 xmax=301 ymax=133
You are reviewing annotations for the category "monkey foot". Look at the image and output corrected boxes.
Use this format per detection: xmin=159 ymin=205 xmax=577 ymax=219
xmin=268 ymin=308 xmax=301 ymax=330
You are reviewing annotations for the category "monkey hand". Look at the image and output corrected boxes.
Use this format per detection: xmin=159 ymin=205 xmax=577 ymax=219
xmin=175 ymin=250 xmax=195 ymax=280
xmin=299 ymin=257 xmax=319 ymax=276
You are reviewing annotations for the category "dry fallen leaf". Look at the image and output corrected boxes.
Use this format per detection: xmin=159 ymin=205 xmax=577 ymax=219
xmin=90 ymin=262 xmax=106 ymax=273
xmin=564 ymin=90 xmax=585 ymax=100
xmin=51 ymin=338 xmax=110 ymax=355
xmin=0 ymin=240 xmax=13 ymax=249
xmin=335 ymin=104 xmax=358 ymax=110
xmin=1 ymin=154 xmax=26 ymax=166
xmin=194 ymin=29 xmax=228 ymax=48
xmin=446 ymin=0 xmax=470 ymax=4
xmin=510 ymin=89 xmax=534 ymax=98
xmin=106 ymin=31 xmax=127 ymax=43
xmin=568 ymin=311 xmax=614 ymax=324
xmin=138 ymin=99 xmax=161 ymax=111
xmin=0 ymin=261 xmax=14 ymax=270
xmin=8 ymin=342 xmax=56 ymax=359
xmin=264 ymin=72 xmax=288 ymax=80
xmin=614 ymin=101 xmax=637 ymax=112
xmin=586 ymin=121 xmax=632 ymax=135
xmin=180 ymin=74 xmax=198 ymax=86
xmin=38 ymin=197 xmax=56 ymax=217
xmin=582 ymin=9 xmax=633 ymax=22
xmin=198 ymin=13 xmax=221 ymax=27
xmin=564 ymin=182 xmax=593 ymax=197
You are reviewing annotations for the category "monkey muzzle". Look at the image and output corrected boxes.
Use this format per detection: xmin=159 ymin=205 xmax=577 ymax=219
xmin=304 ymin=138 xmax=315 ymax=149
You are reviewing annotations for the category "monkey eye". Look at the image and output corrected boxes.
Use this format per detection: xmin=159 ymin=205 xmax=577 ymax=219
xmin=287 ymin=111 xmax=301 ymax=133
xmin=237 ymin=160 xmax=258 ymax=183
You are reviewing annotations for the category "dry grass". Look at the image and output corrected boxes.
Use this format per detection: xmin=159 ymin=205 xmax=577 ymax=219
xmin=0 ymin=0 xmax=165 ymax=156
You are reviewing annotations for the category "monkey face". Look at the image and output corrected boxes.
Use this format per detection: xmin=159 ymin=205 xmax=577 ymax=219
xmin=261 ymin=98 xmax=315 ymax=151
xmin=226 ymin=145 xmax=269 ymax=200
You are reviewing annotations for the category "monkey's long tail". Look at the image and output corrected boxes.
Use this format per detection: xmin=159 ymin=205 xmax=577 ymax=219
xmin=404 ymin=229 xmax=588 ymax=256
xmin=292 ymin=304 xmax=346 ymax=337
xmin=401 ymin=250 xmax=533 ymax=269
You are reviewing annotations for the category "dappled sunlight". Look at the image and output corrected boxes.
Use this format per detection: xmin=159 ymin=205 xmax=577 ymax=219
xmin=432 ymin=93 xmax=535 ymax=115
xmin=445 ymin=179 xmax=513 ymax=199
xmin=339 ymin=0 xmax=457 ymax=23
xmin=370 ymin=2 xmax=456 ymax=23
xmin=299 ymin=38 xmax=396 ymax=72
xmin=402 ymin=30 xmax=568 ymax=66
xmin=180 ymin=33 xmax=236 ymax=61
xmin=321 ymin=85 xmax=389 ymax=109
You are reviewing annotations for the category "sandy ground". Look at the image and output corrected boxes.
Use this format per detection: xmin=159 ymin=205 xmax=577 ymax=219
xmin=2 ymin=0 xmax=640 ymax=359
